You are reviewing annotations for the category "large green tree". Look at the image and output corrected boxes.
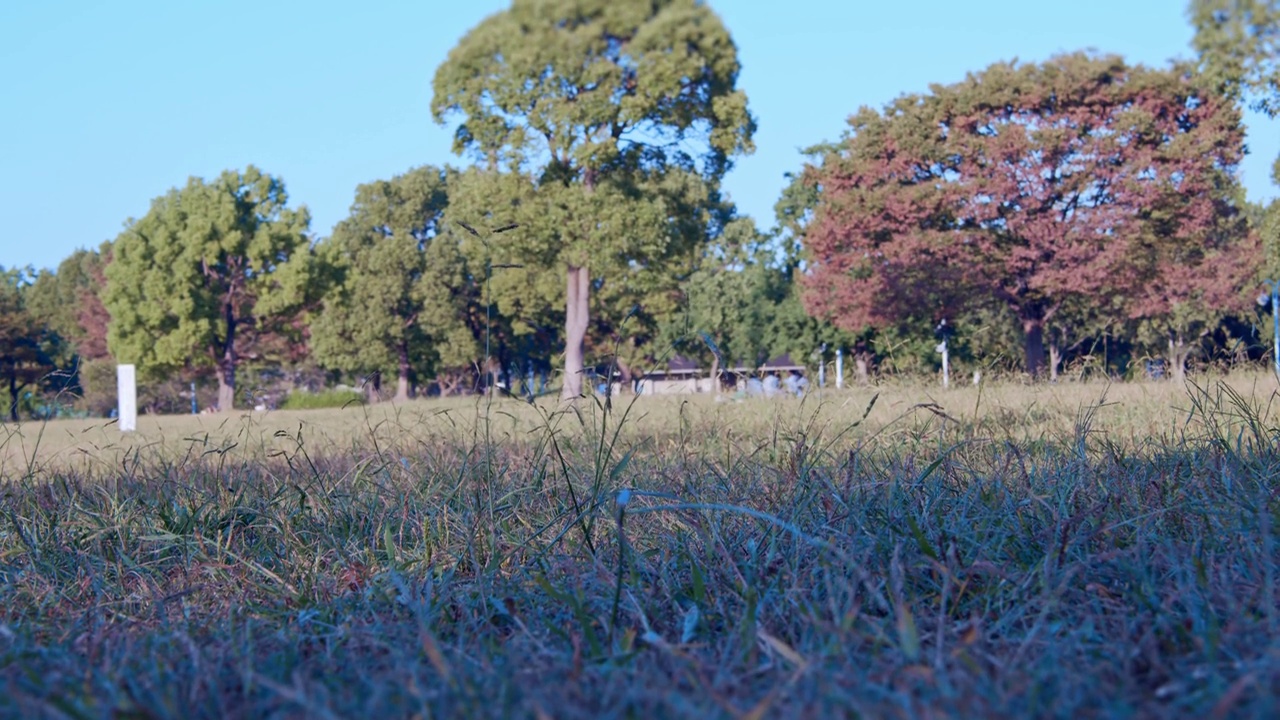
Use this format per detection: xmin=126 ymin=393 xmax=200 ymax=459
xmin=660 ymin=219 xmax=774 ymax=375
xmin=311 ymin=166 xmax=481 ymax=401
xmin=446 ymin=163 xmax=727 ymax=393
xmin=662 ymin=217 xmax=862 ymax=381
xmin=104 ymin=167 xmax=313 ymax=413
xmin=442 ymin=169 xmax=565 ymax=392
xmin=431 ymin=0 xmax=755 ymax=399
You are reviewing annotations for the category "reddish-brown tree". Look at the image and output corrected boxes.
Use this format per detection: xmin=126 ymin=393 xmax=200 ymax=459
xmin=74 ymin=245 xmax=112 ymax=361
xmin=800 ymin=54 xmax=1249 ymax=377
xmin=26 ymin=244 xmax=113 ymax=363
xmin=1126 ymin=204 xmax=1258 ymax=381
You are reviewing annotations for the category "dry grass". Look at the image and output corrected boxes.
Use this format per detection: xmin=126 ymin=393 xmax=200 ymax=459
xmin=1 ymin=372 xmax=1279 ymax=718
xmin=7 ymin=370 xmax=1277 ymax=475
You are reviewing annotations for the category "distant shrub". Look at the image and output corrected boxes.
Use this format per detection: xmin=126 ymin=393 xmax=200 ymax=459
xmin=280 ymin=389 xmax=364 ymax=410
xmin=78 ymin=358 xmax=120 ymax=417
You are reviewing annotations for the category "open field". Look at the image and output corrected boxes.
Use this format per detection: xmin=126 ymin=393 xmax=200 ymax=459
xmin=2 ymin=373 xmax=1280 ymax=717
xmin=9 ymin=372 xmax=1280 ymax=475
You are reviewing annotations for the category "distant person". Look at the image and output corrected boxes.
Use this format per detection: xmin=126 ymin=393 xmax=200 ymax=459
xmin=786 ymin=371 xmax=808 ymax=396
xmin=796 ymin=373 xmax=809 ymax=395
xmin=763 ymin=373 xmax=780 ymax=397
xmin=746 ymin=377 xmax=764 ymax=397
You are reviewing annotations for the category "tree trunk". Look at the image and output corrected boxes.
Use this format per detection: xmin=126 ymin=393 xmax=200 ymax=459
xmin=1048 ymin=341 xmax=1062 ymax=383
xmin=1022 ymin=317 xmax=1047 ymax=380
xmin=216 ymin=305 xmax=237 ymax=413
xmin=710 ymin=354 xmax=720 ymax=395
xmin=1168 ymin=336 xmax=1189 ymax=384
xmin=215 ymin=352 xmax=236 ymax=413
xmin=561 ymin=264 xmax=590 ymax=401
xmin=366 ymin=371 xmax=382 ymax=404
xmin=855 ymin=351 xmax=871 ymax=386
xmin=610 ymin=359 xmax=627 ymax=396
xmin=483 ymin=356 xmax=501 ymax=397
xmin=7 ymin=370 xmax=17 ymax=422
xmin=395 ymin=341 xmax=412 ymax=402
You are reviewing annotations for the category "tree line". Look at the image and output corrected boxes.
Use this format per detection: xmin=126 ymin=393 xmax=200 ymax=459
xmin=2 ymin=0 xmax=1279 ymax=420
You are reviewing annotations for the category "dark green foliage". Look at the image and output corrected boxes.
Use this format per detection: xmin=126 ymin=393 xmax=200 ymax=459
xmin=310 ymin=166 xmax=480 ymax=401
xmin=75 ymin=357 xmax=119 ymax=418
xmin=0 ymin=267 xmax=63 ymax=421
xmin=103 ymin=166 xmax=313 ymax=413
xmin=1190 ymin=0 xmax=1280 ymax=117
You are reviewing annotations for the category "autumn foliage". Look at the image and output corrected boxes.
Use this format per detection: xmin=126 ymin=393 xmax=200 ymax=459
xmin=799 ymin=54 xmax=1255 ymax=377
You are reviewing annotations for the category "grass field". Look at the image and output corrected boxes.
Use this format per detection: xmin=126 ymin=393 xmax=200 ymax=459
xmin=2 ymin=373 xmax=1279 ymax=718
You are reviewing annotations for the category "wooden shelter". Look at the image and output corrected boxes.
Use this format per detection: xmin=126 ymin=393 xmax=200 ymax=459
xmin=631 ymin=355 xmax=715 ymax=395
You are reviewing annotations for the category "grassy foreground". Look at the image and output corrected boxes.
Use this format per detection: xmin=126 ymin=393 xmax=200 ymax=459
xmin=1 ymin=375 xmax=1279 ymax=718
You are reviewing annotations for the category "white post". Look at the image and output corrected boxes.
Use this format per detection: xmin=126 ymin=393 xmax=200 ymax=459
xmin=835 ymin=348 xmax=844 ymax=389
xmin=117 ymin=364 xmax=137 ymax=432
xmin=935 ymin=318 xmax=950 ymax=389
xmin=935 ymin=339 xmax=949 ymax=389
xmin=942 ymin=341 xmax=950 ymax=389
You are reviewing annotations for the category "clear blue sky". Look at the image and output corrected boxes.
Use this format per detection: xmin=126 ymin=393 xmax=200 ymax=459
xmin=1 ymin=0 xmax=1276 ymax=272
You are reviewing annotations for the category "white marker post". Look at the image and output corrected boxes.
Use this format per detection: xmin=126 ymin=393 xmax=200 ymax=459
xmin=117 ymin=364 xmax=137 ymax=432
xmin=935 ymin=319 xmax=950 ymax=389
xmin=936 ymin=339 xmax=949 ymax=389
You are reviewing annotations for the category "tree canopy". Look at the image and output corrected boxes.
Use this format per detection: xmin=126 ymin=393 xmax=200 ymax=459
xmin=26 ymin=244 xmax=112 ymax=364
xmin=310 ymin=166 xmax=481 ymax=400
xmin=1191 ymin=0 xmax=1280 ymax=195
xmin=798 ymin=54 xmax=1251 ymax=378
xmin=103 ymin=167 xmax=313 ymax=412
xmin=0 ymin=267 xmax=59 ymax=422
xmin=1190 ymin=0 xmax=1280 ymax=119
xmin=431 ymin=0 xmax=755 ymax=399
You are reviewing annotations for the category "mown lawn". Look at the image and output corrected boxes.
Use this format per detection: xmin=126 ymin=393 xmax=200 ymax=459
xmin=1 ymin=374 xmax=1278 ymax=718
